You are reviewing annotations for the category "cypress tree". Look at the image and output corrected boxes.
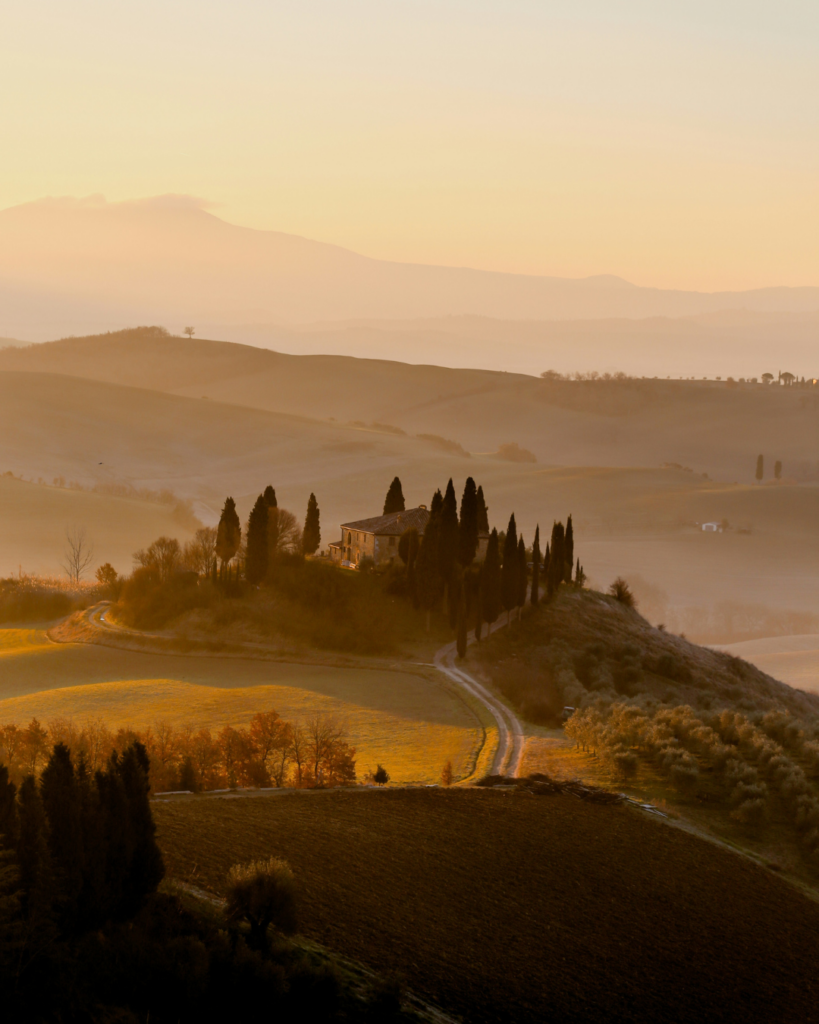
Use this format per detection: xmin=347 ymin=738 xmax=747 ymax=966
xmin=398 ymin=527 xmax=419 ymax=565
xmin=383 ymin=476 xmax=405 ymax=515
xmin=530 ymin=525 xmax=541 ymax=607
xmin=40 ymin=743 xmax=84 ymax=924
xmin=245 ymin=494 xmax=269 ymax=584
xmin=439 ymin=479 xmax=460 ymax=587
xmin=564 ymin=515 xmax=574 ymax=584
xmin=302 ymin=492 xmax=321 ymax=555
xmin=415 ymin=500 xmax=443 ymax=630
xmin=458 ymin=477 xmax=479 ymax=566
xmin=755 ymin=454 xmax=764 ymax=482
xmin=16 ymin=775 xmax=51 ymax=922
xmin=481 ymin=529 xmax=502 ymax=627
xmin=517 ymin=536 xmax=528 ymax=616
xmin=430 ymin=488 xmax=444 ymax=518
xmin=117 ymin=742 xmax=164 ymax=915
xmin=216 ymin=497 xmax=241 ymax=571
xmin=548 ymin=521 xmax=565 ymax=597
xmin=501 ymin=514 xmax=519 ymax=622
xmin=96 ymin=754 xmax=131 ymax=919
xmin=456 ymin=591 xmax=468 ymax=659
xmin=476 ymin=485 xmax=489 ymax=534
xmin=263 ymin=485 xmax=277 ymax=508
xmin=0 ymin=765 xmax=16 ymax=845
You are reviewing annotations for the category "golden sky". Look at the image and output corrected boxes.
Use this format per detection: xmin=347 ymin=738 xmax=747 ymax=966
xmin=1 ymin=1 xmax=816 ymax=291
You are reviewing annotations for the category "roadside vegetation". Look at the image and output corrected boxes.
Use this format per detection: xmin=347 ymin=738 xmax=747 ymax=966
xmin=0 ymin=574 xmax=100 ymax=624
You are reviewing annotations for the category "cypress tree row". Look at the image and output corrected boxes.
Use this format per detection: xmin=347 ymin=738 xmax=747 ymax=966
xmin=476 ymin=485 xmax=489 ymax=534
xmin=245 ymin=494 xmax=269 ymax=584
xmin=302 ymin=493 xmax=321 ymax=555
xmin=439 ymin=480 xmax=460 ymax=599
xmin=415 ymin=495 xmax=443 ymax=630
xmin=548 ymin=521 xmax=565 ymax=597
xmin=530 ymin=525 xmax=541 ymax=607
xmin=480 ymin=528 xmax=502 ymax=628
xmin=564 ymin=515 xmax=574 ymax=584
xmin=458 ymin=477 xmax=479 ymax=566
xmin=517 ymin=536 xmax=528 ymax=617
xmin=216 ymin=497 xmax=241 ymax=573
xmin=501 ymin=514 xmax=519 ymax=622
xmin=383 ymin=476 xmax=406 ymax=515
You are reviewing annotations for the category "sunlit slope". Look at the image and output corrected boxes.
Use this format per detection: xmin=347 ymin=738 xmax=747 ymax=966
xmin=0 ymin=474 xmax=197 ymax=577
xmin=715 ymin=635 xmax=819 ymax=694
xmin=3 ymin=330 xmax=817 ymax=481
xmin=0 ymin=633 xmax=484 ymax=784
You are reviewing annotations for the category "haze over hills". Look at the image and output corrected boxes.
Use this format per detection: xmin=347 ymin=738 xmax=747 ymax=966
xmin=1 ymin=197 xmax=818 ymax=376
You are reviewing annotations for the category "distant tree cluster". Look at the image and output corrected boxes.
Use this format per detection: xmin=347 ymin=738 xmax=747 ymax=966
xmin=0 ymin=711 xmax=355 ymax=793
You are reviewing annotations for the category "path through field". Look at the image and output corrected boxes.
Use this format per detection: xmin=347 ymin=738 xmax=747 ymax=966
xmin=433 ymin=620 xmax=524 ymax=777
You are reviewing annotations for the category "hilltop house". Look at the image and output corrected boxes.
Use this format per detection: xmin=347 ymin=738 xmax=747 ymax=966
xmin=329 ymin=505 xmax=489 ymax=568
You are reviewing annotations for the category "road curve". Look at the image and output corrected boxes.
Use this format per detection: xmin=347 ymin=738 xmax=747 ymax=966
xmin=433 ymin=621 xmax=525 ymax=778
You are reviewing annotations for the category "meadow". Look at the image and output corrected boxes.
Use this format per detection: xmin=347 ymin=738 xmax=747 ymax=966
xmin=0 ymin=627 xmax=490 ymax=785
xmin=155 ymin=787 xmax=819 ymax=1024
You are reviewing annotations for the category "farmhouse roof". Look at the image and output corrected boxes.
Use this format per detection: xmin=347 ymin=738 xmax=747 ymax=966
xmin=341 ymin=507 xmax=431 ymax=536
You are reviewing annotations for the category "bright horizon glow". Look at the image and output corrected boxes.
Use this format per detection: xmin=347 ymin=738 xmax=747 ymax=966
xmin=1 ymin=1 xmax=817 ymax=292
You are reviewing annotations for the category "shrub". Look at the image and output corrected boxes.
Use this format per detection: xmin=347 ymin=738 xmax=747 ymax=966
xmin=373 ymin=765 xmax=390 ymax=786
xmin=608 ymin=578 xmax=636 ymax=608
xmin=441 ymin=761 xmax=453 ymax=786
xmin=225 ymin=857 xmax=297 ymax=949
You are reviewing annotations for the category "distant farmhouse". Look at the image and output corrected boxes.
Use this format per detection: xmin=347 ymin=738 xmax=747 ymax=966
xmin=329 ymin=505 xmax=489 ymax=568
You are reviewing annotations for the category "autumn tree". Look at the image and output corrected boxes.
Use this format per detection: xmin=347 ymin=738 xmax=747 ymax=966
xmin=383 ymin=476 xmax=406 ymax=515
xmin=182 ymin=526 xmax=217 ymax=575
xmin=225 ymin=857 xmax=297 ymax=950
xmin=302 ymin=493 xmax=321 ymax=555
xmin=245 ymin=495 xmax=269 ymax=585
xmin=133 ymin=536 xmax=181 ymax=582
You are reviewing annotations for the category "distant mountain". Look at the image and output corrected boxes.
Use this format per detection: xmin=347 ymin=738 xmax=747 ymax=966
xmin=1 ymin=196 xmax=817 ymax=343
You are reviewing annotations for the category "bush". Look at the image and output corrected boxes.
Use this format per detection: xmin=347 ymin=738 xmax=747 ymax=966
xmin=608 ymin=578 xmax=636 ymax=608
xmin=115 ymin=569 xmax=216 ymax=629
xmin=225 ymin=857 xmax=297 ymax=949
xmin=373 ymin=765 xmax=390 ymax=785
xmin=0 ymin=577 xmax=78 ymax=623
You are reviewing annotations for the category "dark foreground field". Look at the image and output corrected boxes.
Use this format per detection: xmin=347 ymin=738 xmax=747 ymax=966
xmin=155 ymin=789 xmax=819 ymax=1024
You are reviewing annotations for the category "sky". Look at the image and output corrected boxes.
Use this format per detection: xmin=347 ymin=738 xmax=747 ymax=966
xmin=1 ymin=0 xmax=817 ymax=291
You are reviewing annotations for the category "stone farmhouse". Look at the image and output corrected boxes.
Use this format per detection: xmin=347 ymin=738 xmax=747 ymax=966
xmin=329 ymin=506 xmax=489 ymax=568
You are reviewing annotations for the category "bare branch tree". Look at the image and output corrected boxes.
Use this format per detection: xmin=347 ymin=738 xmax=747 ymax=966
xmin=62 ymin=525 xmax=94 ymax=584
xmin=183 ymin=326 xmax=195 ymax=339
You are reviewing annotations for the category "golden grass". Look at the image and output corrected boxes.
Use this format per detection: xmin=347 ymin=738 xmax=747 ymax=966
xmin=0 ymin=625 xmax=487 ymax=784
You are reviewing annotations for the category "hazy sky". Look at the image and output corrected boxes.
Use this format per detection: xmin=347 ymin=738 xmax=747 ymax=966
xmin=2 ymin=1 xmax=817 ymax=290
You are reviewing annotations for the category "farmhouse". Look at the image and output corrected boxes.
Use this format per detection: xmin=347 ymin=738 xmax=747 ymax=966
xmin=329 ymin=506 xmax=490 ymax=568
xmin=701 ymin=522 xmax=723 ymax=533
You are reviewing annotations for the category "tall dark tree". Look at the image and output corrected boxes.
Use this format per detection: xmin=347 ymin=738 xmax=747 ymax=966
xmin=476 ymin=485 xmax=489 ymax=534
xmin=564 ymin=514 xmax=574 ymax=584
xmin=216 ymin=497 xmax=241 ymax=571
xmin=480 ymin=529 xmax=502 ymax=627
xmin=501 ymin=514 xmax=519 ymax=622
xmin=383 ymin=476 xmax=405 ymax=515
xmin=415 ymin=501 xmax=442 ymax=630
xmin=430 ymin=488 xmax=444 ymax=518
xmin=530 ymin=525 xmax=541 ymax=607
xmin=302 ymin=493 xmax=321 ymax=555
xmin=544 ymin=541 xmax=551 ymax=590
xmin=263 ymin=486 xmax=277 ymax=508
xmin=16 ymin=775 xmax=51 ymax=922
xmin=0 ymin=766 xmax=16 ymax=845
xmin=116 ymin=742 xmax=164 ymax=916
xmin=755 ymin=454 xmax=764 ymax=482
xmin=517 ymin=536 xmax=528 ymax=616
xmin=245 ymin=494 xmax=269 ymax=584
xmin=458 ymin=477 xmax=479 ymax=566
xmin=40 ymin=744 xmax=84 ymax=923
xmin=398 ymin=527 xmax=419 ymax=566
xmin=548 ymin=521 xmax=565 ymax=598
xmin=439 ymin=479 xmax=460 ymax=588
xmin=456 ymin=591 xmax=468 ymax=659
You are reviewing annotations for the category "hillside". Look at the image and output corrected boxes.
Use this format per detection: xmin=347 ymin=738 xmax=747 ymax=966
xmin=155 ymin=788 xmax=819 ymax=1024
xmin=3 ymin=197 xmax=819 ymax=343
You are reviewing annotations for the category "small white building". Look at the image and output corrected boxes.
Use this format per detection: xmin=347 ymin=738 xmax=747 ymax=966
xmin=701 ymin=522 xmax=723 ymax=533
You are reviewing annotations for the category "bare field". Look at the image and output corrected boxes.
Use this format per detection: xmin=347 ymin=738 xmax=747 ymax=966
xmin=155 ymin=788 xmax=819 ymax=1024
xmin=0 ymin=630 xmax=487 ymax=784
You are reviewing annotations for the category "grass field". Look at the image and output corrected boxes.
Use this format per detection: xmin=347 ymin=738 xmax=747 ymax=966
xmin=715 ymin=634 xmax=819 ymax=694
xmin=155 ymin=788 xmax=819 ymax=1024
xmin=0 ymin=629 xmax=489 ymax=784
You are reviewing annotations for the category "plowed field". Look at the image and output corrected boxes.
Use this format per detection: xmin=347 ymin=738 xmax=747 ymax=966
xmin=155 ymin=788 xmax=819 ymax=1024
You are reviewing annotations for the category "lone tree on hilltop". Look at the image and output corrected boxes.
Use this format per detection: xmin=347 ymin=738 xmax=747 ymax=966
xmin=383 ymin=476 xmax=405 ymax=515
xmin=302 ymin=493 xmax=321 ymax=555
xmin=501 ymin=514 xmax=519 ymax=623
xmin=183 ymin=326 xmax=195 ymax=339
xmin=609 ymin=577 xmax=636 ymax=608
xmin=245 ymin=495 xmax=269 ymax=584
xmin=458 ymin=476 xmax=479 ymax=567
xmin=216 ymin=497 xmax=241 ymax=572
xmin=476 ymin=485 xmax=489 ymax=534
xmin=530 ymin=525 xmax=541 ymax=607
xmin=756 ymin=454 xmax=764 ymax=482
xmin=225 ymin=857 xmax=297 ymax=951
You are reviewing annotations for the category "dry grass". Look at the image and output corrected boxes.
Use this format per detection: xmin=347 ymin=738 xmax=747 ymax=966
xmin=155 ymin=788 xmax=819 ymax=1024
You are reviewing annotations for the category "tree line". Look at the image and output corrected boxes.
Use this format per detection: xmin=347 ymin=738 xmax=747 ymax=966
xmin=0 ymin=711 xmax=356 ymax=793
